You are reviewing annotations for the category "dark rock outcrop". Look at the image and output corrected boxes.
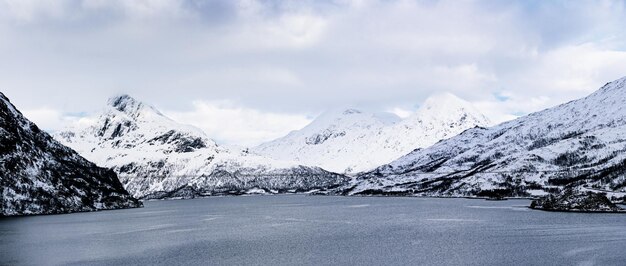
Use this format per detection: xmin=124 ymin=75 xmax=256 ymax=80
xmin=0 ymin=92 xmax=142 ymax=216
xmin=530 ymin=188 xmax=624 ymax=212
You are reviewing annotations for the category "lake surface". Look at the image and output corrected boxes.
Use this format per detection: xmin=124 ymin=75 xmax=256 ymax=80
xmin=1 ymin=195 xmax=625 ymax=266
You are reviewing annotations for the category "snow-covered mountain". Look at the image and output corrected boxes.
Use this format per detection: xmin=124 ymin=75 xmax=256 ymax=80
xmin=55 ymin=95 xmax=347 ymax=199
xmin=253 ymin=93 xmax=490 ymax=173
xmin=0 ymin=92 xmax=141 ymax=216
xmin=343 ymin=77 xmax=626 ymax=199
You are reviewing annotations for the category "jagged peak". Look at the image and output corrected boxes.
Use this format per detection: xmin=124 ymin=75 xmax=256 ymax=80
xmin=107 ymin=94 xmax=162 ymax=118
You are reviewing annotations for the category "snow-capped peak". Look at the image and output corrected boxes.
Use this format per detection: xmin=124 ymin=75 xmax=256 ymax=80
xmin=408 ymin=92 xmax=491 ymax=127
xmin=107 ymin=94 xmax=162 ymax=118
xmin=346 ymin=76 xmax=626 ymax=198
xmin=104 ymin=94 xmax=171 ymax=125
xmin=55 ymin=94 xmax=218 ymax=163
xmin=54 ymin=94 xmax=347 ymax=199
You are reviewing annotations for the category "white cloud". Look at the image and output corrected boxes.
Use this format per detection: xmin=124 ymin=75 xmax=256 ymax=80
xmin=387 ymin=107 xmax=413 ymax=119
xmin=163 ymin=100 xmax=312 ymax=146
xmin=20 ymin=107 xmax=64 ymax=131
xmin=20 ymin=107 xmax=90 ymax=132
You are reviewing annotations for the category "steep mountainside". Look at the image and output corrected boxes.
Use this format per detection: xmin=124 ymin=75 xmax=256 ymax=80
xmin=254 ymin=93 xmax=490 ymax=173
xmin=55 ymin=95 xmax=347 ymax=199
xmin=344 ymin=77 xmax=626 ymax=199
xmin=0 ymin=92 xmax=141 ymax=216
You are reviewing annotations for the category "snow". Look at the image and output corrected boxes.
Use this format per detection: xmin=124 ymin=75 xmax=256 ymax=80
xmin=253 ymin=92 xmax=490 ymax=174
xmin=347 ymin=76 xmax=626 ymax=197
xmin=55 ymin=95 xmax=346 ymax=199
xmin=0 ymin=92 xmax=141 ymax=216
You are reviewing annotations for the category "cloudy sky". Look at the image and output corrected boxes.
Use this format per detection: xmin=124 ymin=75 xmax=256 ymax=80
xmin=1 ymin=0 xmax=626 ymax=146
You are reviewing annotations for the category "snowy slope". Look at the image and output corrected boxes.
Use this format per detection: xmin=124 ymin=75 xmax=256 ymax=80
xmin=253 ymin=93 xmax=490 ymax=173
xmin=344 ymin=77 xmax=626 ymax=199
xmin=55 ymin=95 xmax=347 ymax=199
xmin=0 ymin=92 xmax=141 ymax=216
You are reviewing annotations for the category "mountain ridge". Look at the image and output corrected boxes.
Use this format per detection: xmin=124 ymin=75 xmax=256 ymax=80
xmin=253 ymin=92 xmax=490 ymax=174
xmin=0 ymin=92 xmax=141 ymax=216
xmin=341 ymin=76 xmax=626 ymax=199
xmin=55 ymin=95 xmax=348 ymax=199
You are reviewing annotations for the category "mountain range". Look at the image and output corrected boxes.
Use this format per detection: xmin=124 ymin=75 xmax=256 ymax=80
xmin=253 ymin=93 xmax=490 ymax=173
xmin=5 ymin=75 xmax=626 ymax=215
xmin=55 ymin=95 xmax=348 ymax=199
xmin=340 ymin=77 xmax=626 ymax=200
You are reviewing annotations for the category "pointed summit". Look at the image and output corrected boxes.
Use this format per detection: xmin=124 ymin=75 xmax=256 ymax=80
xmin=107 ymin=94 xmax=162 ymax=119
xmin=411 ymin=92 xmax=491 ymax=127
xmin=54 ymin=95 xmax=346 ymax=200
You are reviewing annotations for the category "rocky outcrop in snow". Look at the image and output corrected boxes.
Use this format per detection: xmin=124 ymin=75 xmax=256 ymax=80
xmin=342 ymin=77 xmax=626 ymax=198
xmin=55 ymin=95 xmax=347 ymax=199
xmin=254 ymin=93 xmax=490 ymax=174
xmin=0 ymin=92 xmax=141 ymax=216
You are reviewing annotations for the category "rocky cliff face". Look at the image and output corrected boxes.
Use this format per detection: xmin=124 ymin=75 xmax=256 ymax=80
xmin=343 ymin=77 xmax=626 ymax=198
xmin=0 ymin=92 xmax=141 ymax=216
xmin=55 ymin=95 xmax=348 ymax=199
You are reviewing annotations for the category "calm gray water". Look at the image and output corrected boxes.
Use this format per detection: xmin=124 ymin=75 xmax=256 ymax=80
xmin=1 ymin=195 xmax=625 ymax=266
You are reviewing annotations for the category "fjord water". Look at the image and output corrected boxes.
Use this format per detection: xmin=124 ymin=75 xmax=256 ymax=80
xmin=1 ymin=196 xmax=625 ymax=266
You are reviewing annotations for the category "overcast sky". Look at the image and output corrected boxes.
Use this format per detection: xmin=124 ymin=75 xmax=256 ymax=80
xmin=2 ymin=0 xmax=626 ymax=146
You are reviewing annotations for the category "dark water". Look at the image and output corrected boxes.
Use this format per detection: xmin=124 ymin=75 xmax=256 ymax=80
xmin=1 ymin=196 xmax=625 ymax=266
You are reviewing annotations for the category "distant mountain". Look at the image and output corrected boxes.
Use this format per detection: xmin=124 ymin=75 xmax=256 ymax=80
xmin=55 ymin=95 xmax=347 ymax=199
xmin=343 ymin=77 xmax=626 ymax=199
xmin=0 ymin=92 xmax=141 ymax=216
xmin=253 ymin=93 xmax=490 ymax=173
